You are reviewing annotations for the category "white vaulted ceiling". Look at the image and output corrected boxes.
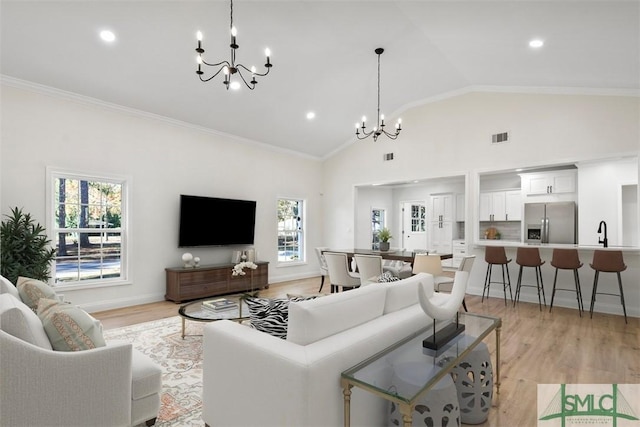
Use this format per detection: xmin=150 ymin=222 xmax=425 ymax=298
xmin=1 ymin=1 xmax=638 ymax=159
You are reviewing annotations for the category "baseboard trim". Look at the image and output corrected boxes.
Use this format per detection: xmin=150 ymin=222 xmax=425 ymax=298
xmin=80 ymin=292 xmax=166 ymax=313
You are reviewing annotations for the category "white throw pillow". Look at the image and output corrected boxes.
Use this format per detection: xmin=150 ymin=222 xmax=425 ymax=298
xmin=0 ymin=275 xmax=20 ymax=300
xmin=287 ymin=285 xmax=386 ymax=345
xmin=0 ymin=293 xmax=53 ymax=349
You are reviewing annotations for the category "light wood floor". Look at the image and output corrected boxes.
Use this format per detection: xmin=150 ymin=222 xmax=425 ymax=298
xmin=93 ymin=277 xmax=639 ymax=427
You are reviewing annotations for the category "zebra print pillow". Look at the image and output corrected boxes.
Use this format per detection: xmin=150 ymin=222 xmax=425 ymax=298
xmin=244 ymin=297 xmax=290 ymax=339
xmin=377 ymin=271 xmax=400 ymax=283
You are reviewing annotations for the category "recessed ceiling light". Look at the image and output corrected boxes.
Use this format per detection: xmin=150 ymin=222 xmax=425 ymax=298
xmin=529 ymin=39 xmax=544 ymax=48
xmin=306 ymin=112 xmax=316 ymax=120
xmin=100 ymin=30 xmax=116 ymax=43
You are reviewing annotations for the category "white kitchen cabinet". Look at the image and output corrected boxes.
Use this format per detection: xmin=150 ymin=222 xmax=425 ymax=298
xmin=450 ymin=239 xmax=467 ymax=269
xmin=429 ymin=220 xmax=453 ymax=260
xmin=479 ymin=191 xmax=506 ymax=221
xmin=505 ymin=190 xmax=522 ymax=221
xmin=456 ymin=193 xmax=465 ymax=222
xmin=522 ymin=170 xmax=576 ymax=196
xmin=430 ymin=194 xmax=454 ymax=222
xmin=480 ymin=190 xmax=521 ymax=221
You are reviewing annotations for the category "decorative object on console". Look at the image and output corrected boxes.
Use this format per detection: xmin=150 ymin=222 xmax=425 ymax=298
xmin=245 ymin=249 xmax=255 ymax=262
xmin=231 ymin=250 xmax=242 ymax=264
xmin=182 ymin=252 xmax=194 ymax=268
xmin=418 ymin=271 xmax=469 ymax=350
xmin=195 ymin=0 xmax=272 ymax=90
xmin=231 ymin=261 xmax=257 ymax=276
xmin=193 ymin=257 xmax=200 ymax=267
xmin=355 ymin=48 xmax=402 ymax=142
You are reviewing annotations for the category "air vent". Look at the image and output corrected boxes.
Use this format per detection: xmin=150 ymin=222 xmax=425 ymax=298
xmin=491 ymin=131 xmax=510 ymax=144
xmin=383 ymin=153 xmax=394 ymax=161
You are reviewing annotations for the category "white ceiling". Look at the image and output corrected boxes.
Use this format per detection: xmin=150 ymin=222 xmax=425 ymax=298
xmin=2 ymin=1 xmax=639 ymax=159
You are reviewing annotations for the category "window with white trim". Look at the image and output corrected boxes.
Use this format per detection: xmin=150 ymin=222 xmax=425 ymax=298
xmin=371 ymin=208 xmax=386 ymax=250
xmin=277 ymin=198 xmax=304 ymax=263
xmin=48 ymin=170 xmax=128 ymax=286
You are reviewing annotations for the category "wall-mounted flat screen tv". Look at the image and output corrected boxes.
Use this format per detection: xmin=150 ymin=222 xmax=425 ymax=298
xmin=179 ymin=195 xmax=256 ymax=247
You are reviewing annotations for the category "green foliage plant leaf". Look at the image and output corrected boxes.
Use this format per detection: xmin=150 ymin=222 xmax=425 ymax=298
xmin=0 ymin=207 xmax=57 ymax=285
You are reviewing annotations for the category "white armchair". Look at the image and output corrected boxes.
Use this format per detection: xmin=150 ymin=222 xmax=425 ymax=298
xmin=0 ymin=286 xmax=161 ymax=427
xmin=1 ymin=329 xmax=134 ymax=427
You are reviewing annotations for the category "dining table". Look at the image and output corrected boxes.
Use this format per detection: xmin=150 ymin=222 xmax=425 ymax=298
xmin=324 ymin=249 xmax=452 ymax=265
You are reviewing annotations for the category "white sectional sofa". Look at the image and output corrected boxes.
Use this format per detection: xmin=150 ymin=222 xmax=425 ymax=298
xmin=202 ymin=272 xmax=437 ymax=427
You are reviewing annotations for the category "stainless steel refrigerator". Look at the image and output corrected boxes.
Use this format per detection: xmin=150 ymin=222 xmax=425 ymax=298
xmin=524 ymin=202 xmax=577 ymax=244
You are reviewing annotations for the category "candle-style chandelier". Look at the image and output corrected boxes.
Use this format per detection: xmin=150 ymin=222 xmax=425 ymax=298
xmin=355 ymin=48 xmax=402 ymax=141
xmin=195 ymin=0 xmax=272 ymax=90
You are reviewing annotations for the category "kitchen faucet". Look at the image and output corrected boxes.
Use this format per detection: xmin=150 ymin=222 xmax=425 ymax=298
xmin=597 ymin=220 xmax=608 ymax=248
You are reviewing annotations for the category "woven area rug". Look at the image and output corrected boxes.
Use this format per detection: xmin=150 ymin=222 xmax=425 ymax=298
xmin=103 ymin=316 xmax=205 ymax=427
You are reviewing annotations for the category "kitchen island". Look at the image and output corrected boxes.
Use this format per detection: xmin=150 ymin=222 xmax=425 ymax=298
xmin=466 ymin=241 xmax=639 ymax=320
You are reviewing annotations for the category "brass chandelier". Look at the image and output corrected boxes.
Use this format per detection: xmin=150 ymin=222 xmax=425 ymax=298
xmin=355 ymin=48 xmax=402 ymax=141
xmin=195 ymin=0 xmax=272 ymax=90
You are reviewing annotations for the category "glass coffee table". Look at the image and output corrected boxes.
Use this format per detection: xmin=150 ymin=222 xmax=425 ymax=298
xmin=341 ymin=312 xmax=501 ymax=427
xmin=178 ymin=295 xmax=250 ymax=339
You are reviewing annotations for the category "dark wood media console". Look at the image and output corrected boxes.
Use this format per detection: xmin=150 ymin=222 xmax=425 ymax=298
xmin=165 ymin=261 xmax=269 ymax=303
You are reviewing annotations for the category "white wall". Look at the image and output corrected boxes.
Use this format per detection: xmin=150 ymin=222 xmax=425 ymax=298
xmin=354 ymin=186 xmax=393 ymax=249
xmin=323 ymin=90 xmax=640 ymax=316
xmin=578 ymin=158 xmax=639 ymax=246
xmin=0 ymin=84 xmax=323 ymax=311
xmin=324 ymin=91 xmax=639 ymax=248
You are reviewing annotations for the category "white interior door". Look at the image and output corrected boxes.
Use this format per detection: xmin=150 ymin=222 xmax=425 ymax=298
xmin=402 ymin=202 xmax=426 ymax=251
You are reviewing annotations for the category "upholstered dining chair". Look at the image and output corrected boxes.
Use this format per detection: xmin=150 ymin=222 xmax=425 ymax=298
xmin=353 ymin=254 xmax=383 ymax=286
xmin=323 ymin=252 xmax=360 ymax=292
xmin=412 ymin=254 xmax=453 ymax=290
xmin=315 ymin=247 xmax=330 ymax=292
xmin=429 ymin=255 xmax=475 ymax=312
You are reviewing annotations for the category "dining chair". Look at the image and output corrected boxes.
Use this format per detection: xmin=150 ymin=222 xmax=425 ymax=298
xmin=353 ymin=254 xmax=383 ymax=286
xmin=314 ymin=247 xmax=330 ymax=292
xmin=323 ymin=252 xmax=360 ymax=292
xmin=412 ymin=254 xmax=453 ymax=290
xmin=430 ymin=255 xmax=475 ymax=312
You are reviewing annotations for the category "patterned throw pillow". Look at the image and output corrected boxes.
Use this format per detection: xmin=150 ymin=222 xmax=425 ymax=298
xmin=244 ymin=297 xmax=290 ymax=339
xmin=37 ymin=298 xmax=106 ymax=351
xmin=377 ymin=271 xmax=400 ymax=283
xmin=16 ymin=276 xmax=57 ymax=311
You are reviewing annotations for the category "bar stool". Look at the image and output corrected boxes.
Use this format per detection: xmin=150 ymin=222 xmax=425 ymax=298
xmin=514 ymin=247 xmax=546 ymax=310
xmin=482 ymin=246 xmax=513 ymax=305
xmin=549 ymin=249 xmax=584 ymax=316
xmin=589 ymin=250 xmax=628 ymax=324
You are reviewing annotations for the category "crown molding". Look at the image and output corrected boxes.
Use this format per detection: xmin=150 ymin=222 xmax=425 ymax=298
xmin=0 ymin=75 xmax=322 ymax=162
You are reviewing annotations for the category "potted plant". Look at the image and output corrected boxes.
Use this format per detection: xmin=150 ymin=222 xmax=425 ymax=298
xmin=378 ymin=227 xmax=392 ymax=251
xmin=0 ymin=207 xmax=56 ymax=284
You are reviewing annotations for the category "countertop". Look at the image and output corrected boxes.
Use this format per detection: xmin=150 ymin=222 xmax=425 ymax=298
xmin=474 ymin=240 xmax=640 ymax=253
